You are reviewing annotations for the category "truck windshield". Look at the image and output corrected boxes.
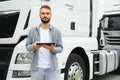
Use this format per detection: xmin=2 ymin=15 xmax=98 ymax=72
xmin=0 ymin=11 xmax=20 ymax=38
xmin=0 ymin=0 xmax=10 ymax=1
xmin=102 ymin=15 xmax=120 ymax=30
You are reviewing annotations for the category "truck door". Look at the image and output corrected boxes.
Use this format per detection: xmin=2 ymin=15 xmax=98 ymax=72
xmin=64 ymin=0 xmax=75 ymax=35
xmin=74 ymin=0 xmax=90 ymax=36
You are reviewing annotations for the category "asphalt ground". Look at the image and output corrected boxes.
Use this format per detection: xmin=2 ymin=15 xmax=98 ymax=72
xmin=92 ymin=71 xmax=120 ymax=80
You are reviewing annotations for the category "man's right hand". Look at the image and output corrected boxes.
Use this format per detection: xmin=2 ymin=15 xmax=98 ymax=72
xmin=33 ymin=42 xmax=41 ymax=50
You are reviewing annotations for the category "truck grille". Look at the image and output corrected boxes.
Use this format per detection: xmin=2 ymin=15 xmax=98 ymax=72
xmin=105 ymin=36 xmax=120 ymax=45
xmin=0 ymin=44 xmax=14 ymax=80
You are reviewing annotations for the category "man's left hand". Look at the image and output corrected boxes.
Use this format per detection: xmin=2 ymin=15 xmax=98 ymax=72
xmin=42 ymin=44 xmax=55 ymax=51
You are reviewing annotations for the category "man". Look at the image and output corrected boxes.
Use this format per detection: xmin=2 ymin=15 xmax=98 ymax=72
xmin=26 ymin=5 xmax=63 ymax=80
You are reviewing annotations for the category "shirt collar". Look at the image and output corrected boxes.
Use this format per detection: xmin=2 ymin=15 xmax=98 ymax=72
xmin=49 ymin=25 xmax=53 ymax=31
xmin=37 ymin=25 xmax=53 ymax=31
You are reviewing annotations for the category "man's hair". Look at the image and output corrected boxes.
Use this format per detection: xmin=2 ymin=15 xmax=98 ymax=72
xmin=40 ymin=5 xmax=51 ymax=12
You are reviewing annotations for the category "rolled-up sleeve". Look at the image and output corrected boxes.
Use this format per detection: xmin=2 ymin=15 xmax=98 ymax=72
xmin=26 ymin=29 xmax=36 ymax=52
xmin=51 ymin=30 xmax=63 ymax=54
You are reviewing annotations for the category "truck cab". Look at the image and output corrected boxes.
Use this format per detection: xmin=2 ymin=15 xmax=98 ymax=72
xmin=98 ymin=4 xmax=120 ymax=47
xmin=97 ymin=4 xmax=120 ymax=74
xmin=0 ymin=0 xmax=41 ymax=80
xmin=0 ymin=0 xmax=98 ymax=80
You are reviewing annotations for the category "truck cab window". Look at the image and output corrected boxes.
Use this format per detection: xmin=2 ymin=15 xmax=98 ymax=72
xmin=108 ymin=16 xmax=120 ymax=30
xmin=101 ymin=15 xmax=120 ymax=30
xmin=101 ymin=17 xmax=108 ymax=30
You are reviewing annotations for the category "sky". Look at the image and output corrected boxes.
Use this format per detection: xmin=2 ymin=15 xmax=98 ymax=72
xmin=98 ymin=0 xmax=120 ymax=19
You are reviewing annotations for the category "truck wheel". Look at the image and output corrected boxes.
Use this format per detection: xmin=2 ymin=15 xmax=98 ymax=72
xmin=64 ymin=54 xmax=86 ymax=80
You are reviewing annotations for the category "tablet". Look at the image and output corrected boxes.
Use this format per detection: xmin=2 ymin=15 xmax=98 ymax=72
xmin=36 ymin=43 xmax=55 ymax=46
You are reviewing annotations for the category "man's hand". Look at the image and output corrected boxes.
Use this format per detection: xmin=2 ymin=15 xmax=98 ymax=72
xmin=33 ymin=42 xmax=41 ymax=50
xmin=33 ymin=42 xmax=55 ymax=51
xmin=42 ymin=44 xmax=55 ymax=51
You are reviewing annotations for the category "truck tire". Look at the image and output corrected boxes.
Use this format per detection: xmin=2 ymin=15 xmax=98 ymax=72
xmin=64 ymin=54 xmax=86 ymax=80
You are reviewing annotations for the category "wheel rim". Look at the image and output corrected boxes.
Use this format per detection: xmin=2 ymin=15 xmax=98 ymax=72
xmin=68 ymin=62 xmax=83 ymax=80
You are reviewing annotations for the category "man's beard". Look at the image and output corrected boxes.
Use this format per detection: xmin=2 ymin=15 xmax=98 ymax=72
xmin=41 ymin=18 xmax=50 ymax=24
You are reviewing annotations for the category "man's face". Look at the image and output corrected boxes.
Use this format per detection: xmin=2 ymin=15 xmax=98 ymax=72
xmin=40 ymin=8 xmax=51 ymax=24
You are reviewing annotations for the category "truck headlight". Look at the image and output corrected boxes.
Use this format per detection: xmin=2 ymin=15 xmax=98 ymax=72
xmin=15 ymin=53 xmax=32 ymax=64
xmin=12 ymin=70 xmax=31 ymax=78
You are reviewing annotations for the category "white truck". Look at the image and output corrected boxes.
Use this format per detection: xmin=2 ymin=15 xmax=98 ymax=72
xmin=97 ymin=3 xmax=120 ymax=73
xmin=98 ymin=4 xmax=120 ymax=46
xmin=0 ymin=0 xmax=119 ymax=80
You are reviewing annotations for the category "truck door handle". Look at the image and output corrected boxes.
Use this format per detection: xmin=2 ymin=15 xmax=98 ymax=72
xmin=71 ymin=22 xmax=75 ymax=30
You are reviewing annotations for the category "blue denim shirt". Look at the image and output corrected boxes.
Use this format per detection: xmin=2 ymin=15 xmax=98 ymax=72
xmin=26 ymin=26 xmax=63 ymax=71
